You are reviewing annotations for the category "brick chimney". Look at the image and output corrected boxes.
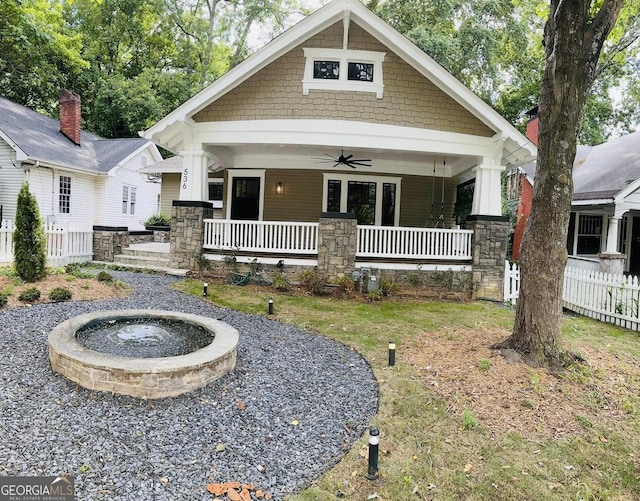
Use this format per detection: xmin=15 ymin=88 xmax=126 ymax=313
xmin=59 ymin=90 xmax=81 ymax=145
xmin=525 ymin=106 xmax=539 ymax=146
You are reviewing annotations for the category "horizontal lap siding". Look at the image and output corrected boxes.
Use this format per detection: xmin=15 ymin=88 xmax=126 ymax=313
xmin=193 ymin=23 xmax=494 ymax=138
xmin=32 ymin=169 xmax=98 ymax=225
xmin=400 ymin=175 xmax=456 ymax=228
xmin=104 ymin=149 xmax=161 ymax=230
xmin=0 ymin=141 xmax=27 ymax=221
xmin=263 ymin=170 xmax=323 ymax=222
xmin=161 ymin=173 xmax=180 ymax=215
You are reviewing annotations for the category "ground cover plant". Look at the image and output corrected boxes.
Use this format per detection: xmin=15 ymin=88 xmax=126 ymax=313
xmin=175 ymin=278 xmax=640 ymax=501
xmin=0 ymin=265 xmax=129 ymax=308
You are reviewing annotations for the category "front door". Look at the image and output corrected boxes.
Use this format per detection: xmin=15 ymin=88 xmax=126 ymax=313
xmin=230 ymin=177 xmax=260 ymax=220
xmin=629 ymin=216 xmax=640 ymax=274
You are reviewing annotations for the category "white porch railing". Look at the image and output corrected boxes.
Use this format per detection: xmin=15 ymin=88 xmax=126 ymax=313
xmin=567 ymin=256 xmax=600 ymax=272
xmin=357 ymin=226 xmax=473 ymax=260
xmin=504 ymin=262 xmax=640 ymax=331
xmin=1 ymin=220 xmax=93 ymax=267
xmin=203 ymin=219 xmax=474 ymax=261
xmin=203 ymin=219 xmax=318 ymax=254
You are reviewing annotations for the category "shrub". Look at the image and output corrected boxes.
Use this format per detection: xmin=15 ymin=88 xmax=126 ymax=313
xmin=380 ymin=278 xmax=400 ymax=297
xmin=18 ymin=287 xmax=41 ymax=303
xmin=0 ymin=294 xmax=8 ymax=308
xmin=14 ymin=182 xmax=47 ymax=282
xmin=143 ymin=212 xmax=171 ymax=227
xmin=49 ymin=287 xmax=72 ymax=302
xmin=271 ymin=273 xmax=289 ymax=291
xmin=96 ymin=271 xmax=114 ymax=282
xmin=299 ymin=269 xmax=325 ymax=295
xmin=335 ymin=275 xmax=356 ymax=296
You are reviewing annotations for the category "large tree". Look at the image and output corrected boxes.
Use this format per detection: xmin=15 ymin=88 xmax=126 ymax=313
xmin=499 ymin=0 xmax=626 ymax=368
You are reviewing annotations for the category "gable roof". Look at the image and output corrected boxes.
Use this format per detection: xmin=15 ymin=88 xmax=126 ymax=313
xmin=519 ymin=130 xmax=640 ymax=203
xmin=0 ymin=96 xmax=153 ymax=173
xmin=142 ymin=0 xmax=535 ymax=166
xmin=573 ymin=130 xmax=640 ymax=201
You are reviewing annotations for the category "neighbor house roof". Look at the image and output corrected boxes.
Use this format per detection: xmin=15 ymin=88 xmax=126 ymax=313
xmin=573 ymin=131 xmax=640 ymax=202
xmin=515 ymin=133 xmax=640 ymax=204
xmin=0 ymin=96 xmax=153 ymax=174
xmin=139 ymin=155 xmax=184 ymax=174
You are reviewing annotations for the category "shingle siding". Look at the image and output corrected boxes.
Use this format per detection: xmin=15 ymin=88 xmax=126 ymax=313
xmin=193 ymin=22 xmax=494 ymax=137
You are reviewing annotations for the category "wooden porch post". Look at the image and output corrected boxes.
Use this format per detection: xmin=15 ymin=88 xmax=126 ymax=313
xmin=178 ymin=147 xmax=209 ymax=202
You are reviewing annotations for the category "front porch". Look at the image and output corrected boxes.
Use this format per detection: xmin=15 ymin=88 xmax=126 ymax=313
xmin=163 ymin=203 xmax=508 ymax=299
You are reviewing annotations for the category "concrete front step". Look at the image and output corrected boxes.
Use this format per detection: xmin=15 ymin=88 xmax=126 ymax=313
xmin=121 ymin=247 xmax=171 ymax=259
xmin=114 ymin=254 xmax=170 ymax=267
xmin=94 ymin=257 xmax=191 ymax=277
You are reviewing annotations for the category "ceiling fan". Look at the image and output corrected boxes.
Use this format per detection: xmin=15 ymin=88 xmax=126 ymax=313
xmin=314 ymin=150 xmax=372 ymax=168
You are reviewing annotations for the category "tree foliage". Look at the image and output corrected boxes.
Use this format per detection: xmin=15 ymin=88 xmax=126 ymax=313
xmin=371 ymin=0 xmax=640 ymax=143
xmin=14 ymin=183 xmax=47 ymax=283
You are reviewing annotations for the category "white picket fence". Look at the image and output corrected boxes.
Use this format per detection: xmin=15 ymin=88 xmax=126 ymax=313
xmin=0 ymin=220 xmax=93 ymax=267
xmin=504 ymin=261 xmax=640 ymax=331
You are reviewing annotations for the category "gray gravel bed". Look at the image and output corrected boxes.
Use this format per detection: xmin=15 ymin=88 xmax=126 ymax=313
xmin=0 ymin=271 xmax=379 ymax=500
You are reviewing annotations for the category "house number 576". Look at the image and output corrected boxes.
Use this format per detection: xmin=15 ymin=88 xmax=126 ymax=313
xmin=181 ymin=168 xmax=189 ymax=190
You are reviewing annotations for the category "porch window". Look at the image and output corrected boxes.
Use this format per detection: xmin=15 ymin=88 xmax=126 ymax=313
xmin=122 ymin=185 xmax=136 ymax=215
xmin=59 ymin=175 xmax=71 ymax=214
xmin=323 ymin=173 xmax=401 ymax=226
xmin=575 ymin=214 xmax=602 ymax=254
xmin=382 ymin=183 xmax=396 ymax=226
xmin=208 ymin=180 xmax=223 ymax=208
xmin=327 ymin=180 xmax=341 ymax=212
xmin=347 ymin=181 xmax=376 ymax=225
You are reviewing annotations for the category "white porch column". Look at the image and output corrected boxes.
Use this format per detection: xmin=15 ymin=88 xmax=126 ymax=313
xmin=178 ymin=148 xmax=209 ymax=201
xmin=471 ymin=163 xmax=505 ymax=216
xmin=605 ymin=215 xmax=621 ymax=253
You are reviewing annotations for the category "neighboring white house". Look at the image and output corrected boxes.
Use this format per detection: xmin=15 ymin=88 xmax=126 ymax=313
xmin=0 ymin=91 xmax=162 ymax=230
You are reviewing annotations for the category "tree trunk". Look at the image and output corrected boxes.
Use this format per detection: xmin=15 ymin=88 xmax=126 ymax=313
xmin=501 ymin=0 xmax=625 ymax=368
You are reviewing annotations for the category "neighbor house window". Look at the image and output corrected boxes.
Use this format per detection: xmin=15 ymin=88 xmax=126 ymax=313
xmin=577 ymin=214 xmax=602 ymax=254
xmin=208 ymin=180 xmax=224 ymax=208
xmin=59 ymin=175 xmax=71 ymax=214
xmin=323 ymin=173 xmax=401 ymax=226
xmin=568 ymin=212 xmax=603 ymax=255
xmin=302 ymin=48 xmax=386 ymax=98
xmin=122 ymin=185 xmax=137 ymax=215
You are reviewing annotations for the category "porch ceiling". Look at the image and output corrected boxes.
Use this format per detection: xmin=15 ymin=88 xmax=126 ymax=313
xmin=206 ymin=143 xmax=474 ymax=178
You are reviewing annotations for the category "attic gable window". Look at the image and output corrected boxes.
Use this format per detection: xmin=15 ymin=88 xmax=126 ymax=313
xmin=303 ymin=48 xmax=385 ymax=98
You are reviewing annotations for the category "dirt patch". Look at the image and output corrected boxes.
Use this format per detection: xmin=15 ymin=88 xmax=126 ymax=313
xmin=0 ymin=273 xmax=130 ymax=309
xmin=410 ymin=327 xmax=640 ymax=441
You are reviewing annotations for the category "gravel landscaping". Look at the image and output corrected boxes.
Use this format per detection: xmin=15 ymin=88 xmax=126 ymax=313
xmin=0 ymin=271 xmax=379 ymax=500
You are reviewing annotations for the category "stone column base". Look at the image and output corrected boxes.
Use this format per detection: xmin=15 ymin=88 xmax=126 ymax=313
xmin=466 ymin=215 xmax=509 ymax=301
xmin=170 ymin=201 xmax=213 ymax=270
xmin=598 ymin=252 xmax=626 ymax=275
xmin=317 ymin=212 xmax=357 ymax=282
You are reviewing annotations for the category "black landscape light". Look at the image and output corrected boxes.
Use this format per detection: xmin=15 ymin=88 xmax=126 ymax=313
xmin=365 ymin=427 xmax=380 ymax=480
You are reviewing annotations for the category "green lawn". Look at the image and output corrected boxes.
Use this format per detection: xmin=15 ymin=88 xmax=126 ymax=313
xmin=175 ymin=279 xmax=640 ymax=501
